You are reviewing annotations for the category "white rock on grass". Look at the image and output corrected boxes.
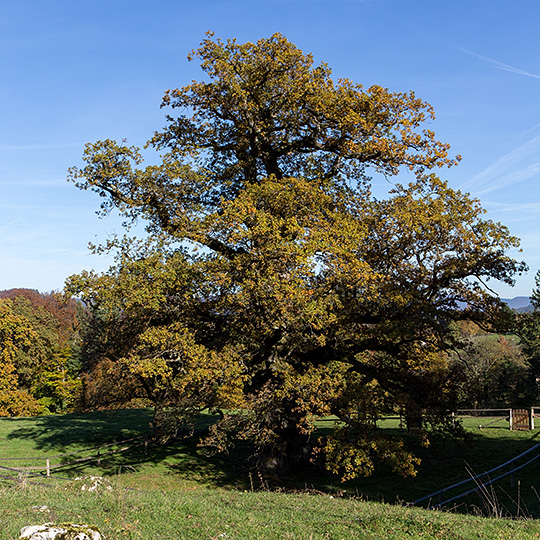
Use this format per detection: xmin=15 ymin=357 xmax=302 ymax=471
xmin=19 ymin=523 xmax=102 ymax=539
xmin=31 ymin=506 xmax=50 ymax=513
xmin=71 ymin=476 xmax=113 ymax=492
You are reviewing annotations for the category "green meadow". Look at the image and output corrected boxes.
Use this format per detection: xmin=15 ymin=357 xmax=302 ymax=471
xmin=2 ymin=410 xmax=540 ymax=539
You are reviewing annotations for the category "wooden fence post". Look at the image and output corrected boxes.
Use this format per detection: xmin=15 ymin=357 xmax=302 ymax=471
xmin=531 ymin=408 xmax=535 ymax=431
xmin=509 ymin=409 xmax=513 ymax=431
xmin=46 ymin=458 xmax=50 ymax=477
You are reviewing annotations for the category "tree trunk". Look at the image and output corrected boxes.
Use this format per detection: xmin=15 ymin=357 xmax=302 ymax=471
xmin=151 ymin=402 xmax=168 ymax=443
xmin=405 ymin=405 xmax=423 ymax=432
xmin=256 ymin=424 xmax=312 ymax=475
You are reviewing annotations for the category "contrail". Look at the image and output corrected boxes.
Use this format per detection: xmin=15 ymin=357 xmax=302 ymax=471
xmin=0 ymin=217 xmax=22 ymax=230
xmin=458 ymin=47 xmax=540 ymax=80
xmin=484 ymin=201 xmax=540 ymax=213
xmin=521 ymin=123 xmax=540 ymax=137
xmin=460 ymin=134 xmax=540 ymax=193
xmin=0 ymin=143 xmax=84 ymax=151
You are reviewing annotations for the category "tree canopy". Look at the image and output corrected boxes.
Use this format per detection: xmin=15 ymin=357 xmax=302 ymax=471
xmin=67 ymin=33 xmax=526 ymax=478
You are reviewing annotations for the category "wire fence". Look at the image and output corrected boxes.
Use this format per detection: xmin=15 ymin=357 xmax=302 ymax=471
xmin=0 ymin=416 xmax=218 ymax=485
xmin=410 ymin=443 xmax=540 ymax=510
xmin=0 ymin=434 xmax=148 ymax=484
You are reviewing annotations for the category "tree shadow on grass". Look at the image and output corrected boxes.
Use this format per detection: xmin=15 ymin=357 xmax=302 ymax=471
xmin=4 ymin=408 xmax=154 ymax=453
xmin=32 ymin=429 xmax=258 ymax=490
xmin=6 ymin=410 xmax=540 ymax=513
xmin=3 ymin=409 xmax=253 ymax=489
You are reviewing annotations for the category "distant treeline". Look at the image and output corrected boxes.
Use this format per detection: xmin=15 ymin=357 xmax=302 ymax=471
xmin=0 ymin=288 xmax=82 ymax=415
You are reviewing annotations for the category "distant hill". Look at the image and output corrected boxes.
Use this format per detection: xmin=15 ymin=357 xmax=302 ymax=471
xmin=501 ymin=296 xmax=533 ymax=313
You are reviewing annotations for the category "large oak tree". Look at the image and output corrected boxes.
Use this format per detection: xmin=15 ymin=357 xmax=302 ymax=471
xmin=67 ymin=33 xmax=525 ymax=477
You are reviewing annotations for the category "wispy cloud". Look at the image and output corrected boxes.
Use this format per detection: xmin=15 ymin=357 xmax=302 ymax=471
xmin=459 ymin=134 xmax=540 ymax=195
xmin=0 ymin=178 xmax=66 ymax=186
xmin=0 ymin=217 xmax=21 ymax=231
xmin=458 ymin=47 xmax=540 ymax=80
xmin=485 ymin=201 xmax=540 ymax=213
xmin=521 ymin=123 xmax=540 ymax=137
xmin=482 ymin=202 xmax=540 ymax=226
xmin=0 ymin=143 xmax=84 ymax=151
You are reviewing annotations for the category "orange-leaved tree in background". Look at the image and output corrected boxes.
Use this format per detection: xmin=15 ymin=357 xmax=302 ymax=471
xmin=0 ymin=299 xmax=42 ymax=416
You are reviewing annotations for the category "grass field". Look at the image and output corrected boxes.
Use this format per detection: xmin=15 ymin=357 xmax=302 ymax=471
xmin=5 ymin=482 xmax=540 ymax=539
xmin=2 ymin=410 xmax=540 ymax=539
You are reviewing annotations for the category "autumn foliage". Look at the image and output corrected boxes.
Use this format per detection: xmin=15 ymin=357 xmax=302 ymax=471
xmin=0 ymin=290 xmax=82 ymax=415
xmin=66 ymin=33 xmax=526 ymax=478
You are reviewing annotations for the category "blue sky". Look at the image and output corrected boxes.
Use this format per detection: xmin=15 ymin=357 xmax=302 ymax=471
xmin=1 ymin=0 xmax=539 ymax=297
